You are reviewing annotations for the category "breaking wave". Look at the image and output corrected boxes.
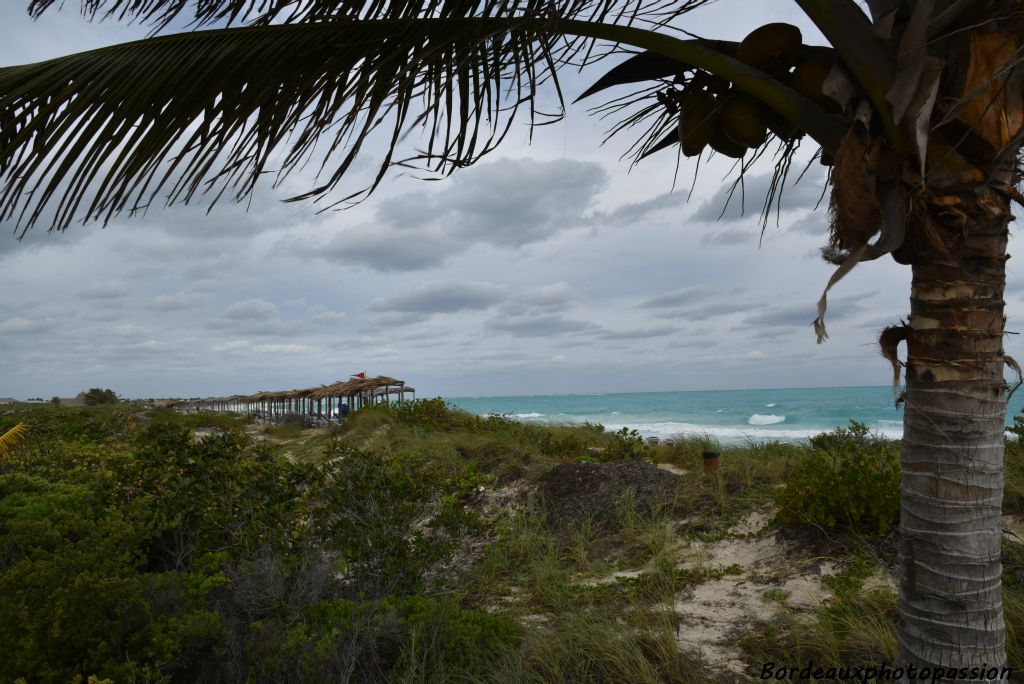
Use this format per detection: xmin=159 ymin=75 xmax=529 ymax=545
xmin=597 ymin=421 xmax=905 ymax=444
xmin=748 ymin=414 xmax=786 ymax=425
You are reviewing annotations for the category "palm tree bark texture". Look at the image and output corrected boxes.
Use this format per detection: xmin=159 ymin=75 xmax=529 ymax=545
xmin=900 ymin=185 xmax=1012 ymax=671
xmin=888 ymin=11 xmax=1022 ymax=673
xmin=2 ymin=0 xmax=1024 ymax=677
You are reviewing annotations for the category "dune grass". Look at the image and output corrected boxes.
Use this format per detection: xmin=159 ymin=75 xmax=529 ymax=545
xmin=7 ymin=399 xmax=1024 ymax=681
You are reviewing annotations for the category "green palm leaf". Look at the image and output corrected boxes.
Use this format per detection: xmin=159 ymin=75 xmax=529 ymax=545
xmin=0 ymin=422 xmax=28 ymax=455
xmin=0 ymin=11 xmax=845 ymax=233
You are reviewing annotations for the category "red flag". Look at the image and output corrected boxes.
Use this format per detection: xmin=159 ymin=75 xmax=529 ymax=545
xmin=352 ymin=372 xmax=366 ymax=379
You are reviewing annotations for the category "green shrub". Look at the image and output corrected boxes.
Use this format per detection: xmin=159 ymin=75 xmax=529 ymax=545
xmin=309 ymin=441 xmax=457 ymax=597
xmin=272 ymin=596 xmax=519 ymax=683
xmin=83 ymin=388 xmax=119 ymax=406
xmin=775 ymin=422 xmax=900 ymax=536
xmin=594 ymin=426 xmax=651 ymax=463
xmin=388 ymin=397 xmax=461 ymax=431
xmin=0 ymin=474 xmax=164 ymax=682
xmin=808 ymin=419 xmax=872 ymax=452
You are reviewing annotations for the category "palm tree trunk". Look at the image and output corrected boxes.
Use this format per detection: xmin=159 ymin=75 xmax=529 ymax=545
xmin=898 ymin=185 xmax=1011 ymax=674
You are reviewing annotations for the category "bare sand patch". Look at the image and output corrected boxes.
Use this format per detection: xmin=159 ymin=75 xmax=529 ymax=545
xmin=656 ymin=462 xmax=690 ymax=476
xmin=727 ymin=508 xmax=774 ymax=536
xmin=675 ymin=572 xmax=782 ymax=672
xmin=672 ymin=506 xmax=838 ymax=673
xmin=1003 ymin=514 xmax=1024 ymax=545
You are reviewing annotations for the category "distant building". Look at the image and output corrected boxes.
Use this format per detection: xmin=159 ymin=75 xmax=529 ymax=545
xmin=58 ymin=393 xmax=89 ymax=407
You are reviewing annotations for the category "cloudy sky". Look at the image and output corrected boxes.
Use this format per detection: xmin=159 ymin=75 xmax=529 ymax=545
xmin=1 ymin=2 xmax=1022 ymax=400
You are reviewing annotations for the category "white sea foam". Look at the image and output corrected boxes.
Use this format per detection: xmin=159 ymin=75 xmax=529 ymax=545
xmin=596 ymin=420 xmax=905 ymax=444
xmin=765 ymin=403 xmax=776 ymax=408
xmin=748 ymin=413 xmax=785 ymax=425
xmin=514 ymin=412 xmax=545 ymax=418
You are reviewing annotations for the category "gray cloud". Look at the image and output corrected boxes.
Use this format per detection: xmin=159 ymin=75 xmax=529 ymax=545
xmin=137 ymin=189 xmax=322 ymax=238
xmin=740 ymin=293 xmax=872 ymax=328
xmin=693 ymin=171 xmax=828 ymax=223
xmin=639 ymin=286 xmax=715 ymax=309
xmin=603 ymin=192 xmax=684 ymax=225
xmin=655 ymin=302 xmax=754 ymax=321
xmin=378 ymin=158 xmax=607 ymax=247
xmin=151 ymin=291 xmax=204 ymax=311
xmin=368 ymin=281 xmax=506 ymax=314
xmin=206 ymin=299 xmax=293 ymax=336
xmin=361 ymin=311 xmax=431 ymax=327
xmin=597 ymin=325 xmax=679 ymax=340
xmin=522 ymin=282 xmax=579 ymax=308
xmin=0 ymin=224 xmax=88 ymax=260
xmin=787 ymin=212 xmax=829 ymax=236
xmin=78 ymin=280 xmax=128 ymax=300
xmin=500 ymin=282 xmax=579 ymax=316
xmin=308 ymin=305 xmax=347 ymax=325
xmin=292 ymin=159 xmax=606 ymax=273
xmin=0 ymin=316 xmax=59 ymax=335
xmin=486 ymin=314 xmax=598 ymax=337
xmin=700 ymin=228 xmax=753 ymax=246
xmin=300 ymin=227 xmax=457 ymax=272
xmin=221 ymin=299 xmax=280 ymax=321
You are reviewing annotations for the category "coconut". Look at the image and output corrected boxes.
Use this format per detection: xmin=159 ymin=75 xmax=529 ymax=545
xmin=709 ymin=123 xmax=746 ymax=159
xmin=763 ymin=105 xmax=801 ymax=141
xmin=678 ymin=90 xmax=717 ymax=157
xmin=719 ymin=91 xmax=768 ymax=149
xmin=792 ymin=59 xmax=842 ymax=113
xmin=736 ymin=23 xmax=802 ymax=75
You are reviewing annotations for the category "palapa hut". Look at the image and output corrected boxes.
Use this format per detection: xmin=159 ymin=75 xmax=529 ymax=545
xmin=173 ymin=375 xmax=414 ymax=421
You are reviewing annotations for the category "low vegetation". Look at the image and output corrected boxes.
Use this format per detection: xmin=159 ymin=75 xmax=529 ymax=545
xmin=0 ymin=400 xmax=1022 ymax=682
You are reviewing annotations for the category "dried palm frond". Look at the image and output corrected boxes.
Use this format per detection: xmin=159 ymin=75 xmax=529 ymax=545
xmin=0 ymin=422 xmax=29 ymax=456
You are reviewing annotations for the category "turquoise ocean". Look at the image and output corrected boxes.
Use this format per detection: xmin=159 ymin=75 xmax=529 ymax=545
xmin=445 ymin=386 xmax=1024 ymax=445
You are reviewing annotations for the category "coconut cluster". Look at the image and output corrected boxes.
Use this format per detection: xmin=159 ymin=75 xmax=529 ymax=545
xmin=662 ymin=23 xmax=837 ymax=160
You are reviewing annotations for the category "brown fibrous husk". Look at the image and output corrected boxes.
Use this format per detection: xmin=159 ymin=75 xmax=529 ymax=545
xmin=828 ymin=125 xmax=883 ymax=252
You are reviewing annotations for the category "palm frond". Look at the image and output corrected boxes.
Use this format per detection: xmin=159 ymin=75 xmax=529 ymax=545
xmin=793 ymin=0 xmax=901 ymax=148
xmin=0 ymin=13 xmax=846 ymax=234
xmin=0 ymin=422 xmax=29 ymax=455
xmin=28 ymin=0 xmax=714 ymax=31
xmin=574 ymin=43 xmax=837 ymax=102
xmin=2 ymin=18 xmax=565 ymax=231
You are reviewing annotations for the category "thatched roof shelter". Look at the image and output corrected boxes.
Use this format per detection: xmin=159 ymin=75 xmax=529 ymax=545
xmin=172 ymin=375 xmax=413 ymax=418
xmin=239 ymin=375 xmax=412 ymax=407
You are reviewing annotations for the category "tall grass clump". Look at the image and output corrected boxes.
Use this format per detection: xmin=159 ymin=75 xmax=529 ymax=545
xmin=487 ymin=603 xmax=706 ymax=684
